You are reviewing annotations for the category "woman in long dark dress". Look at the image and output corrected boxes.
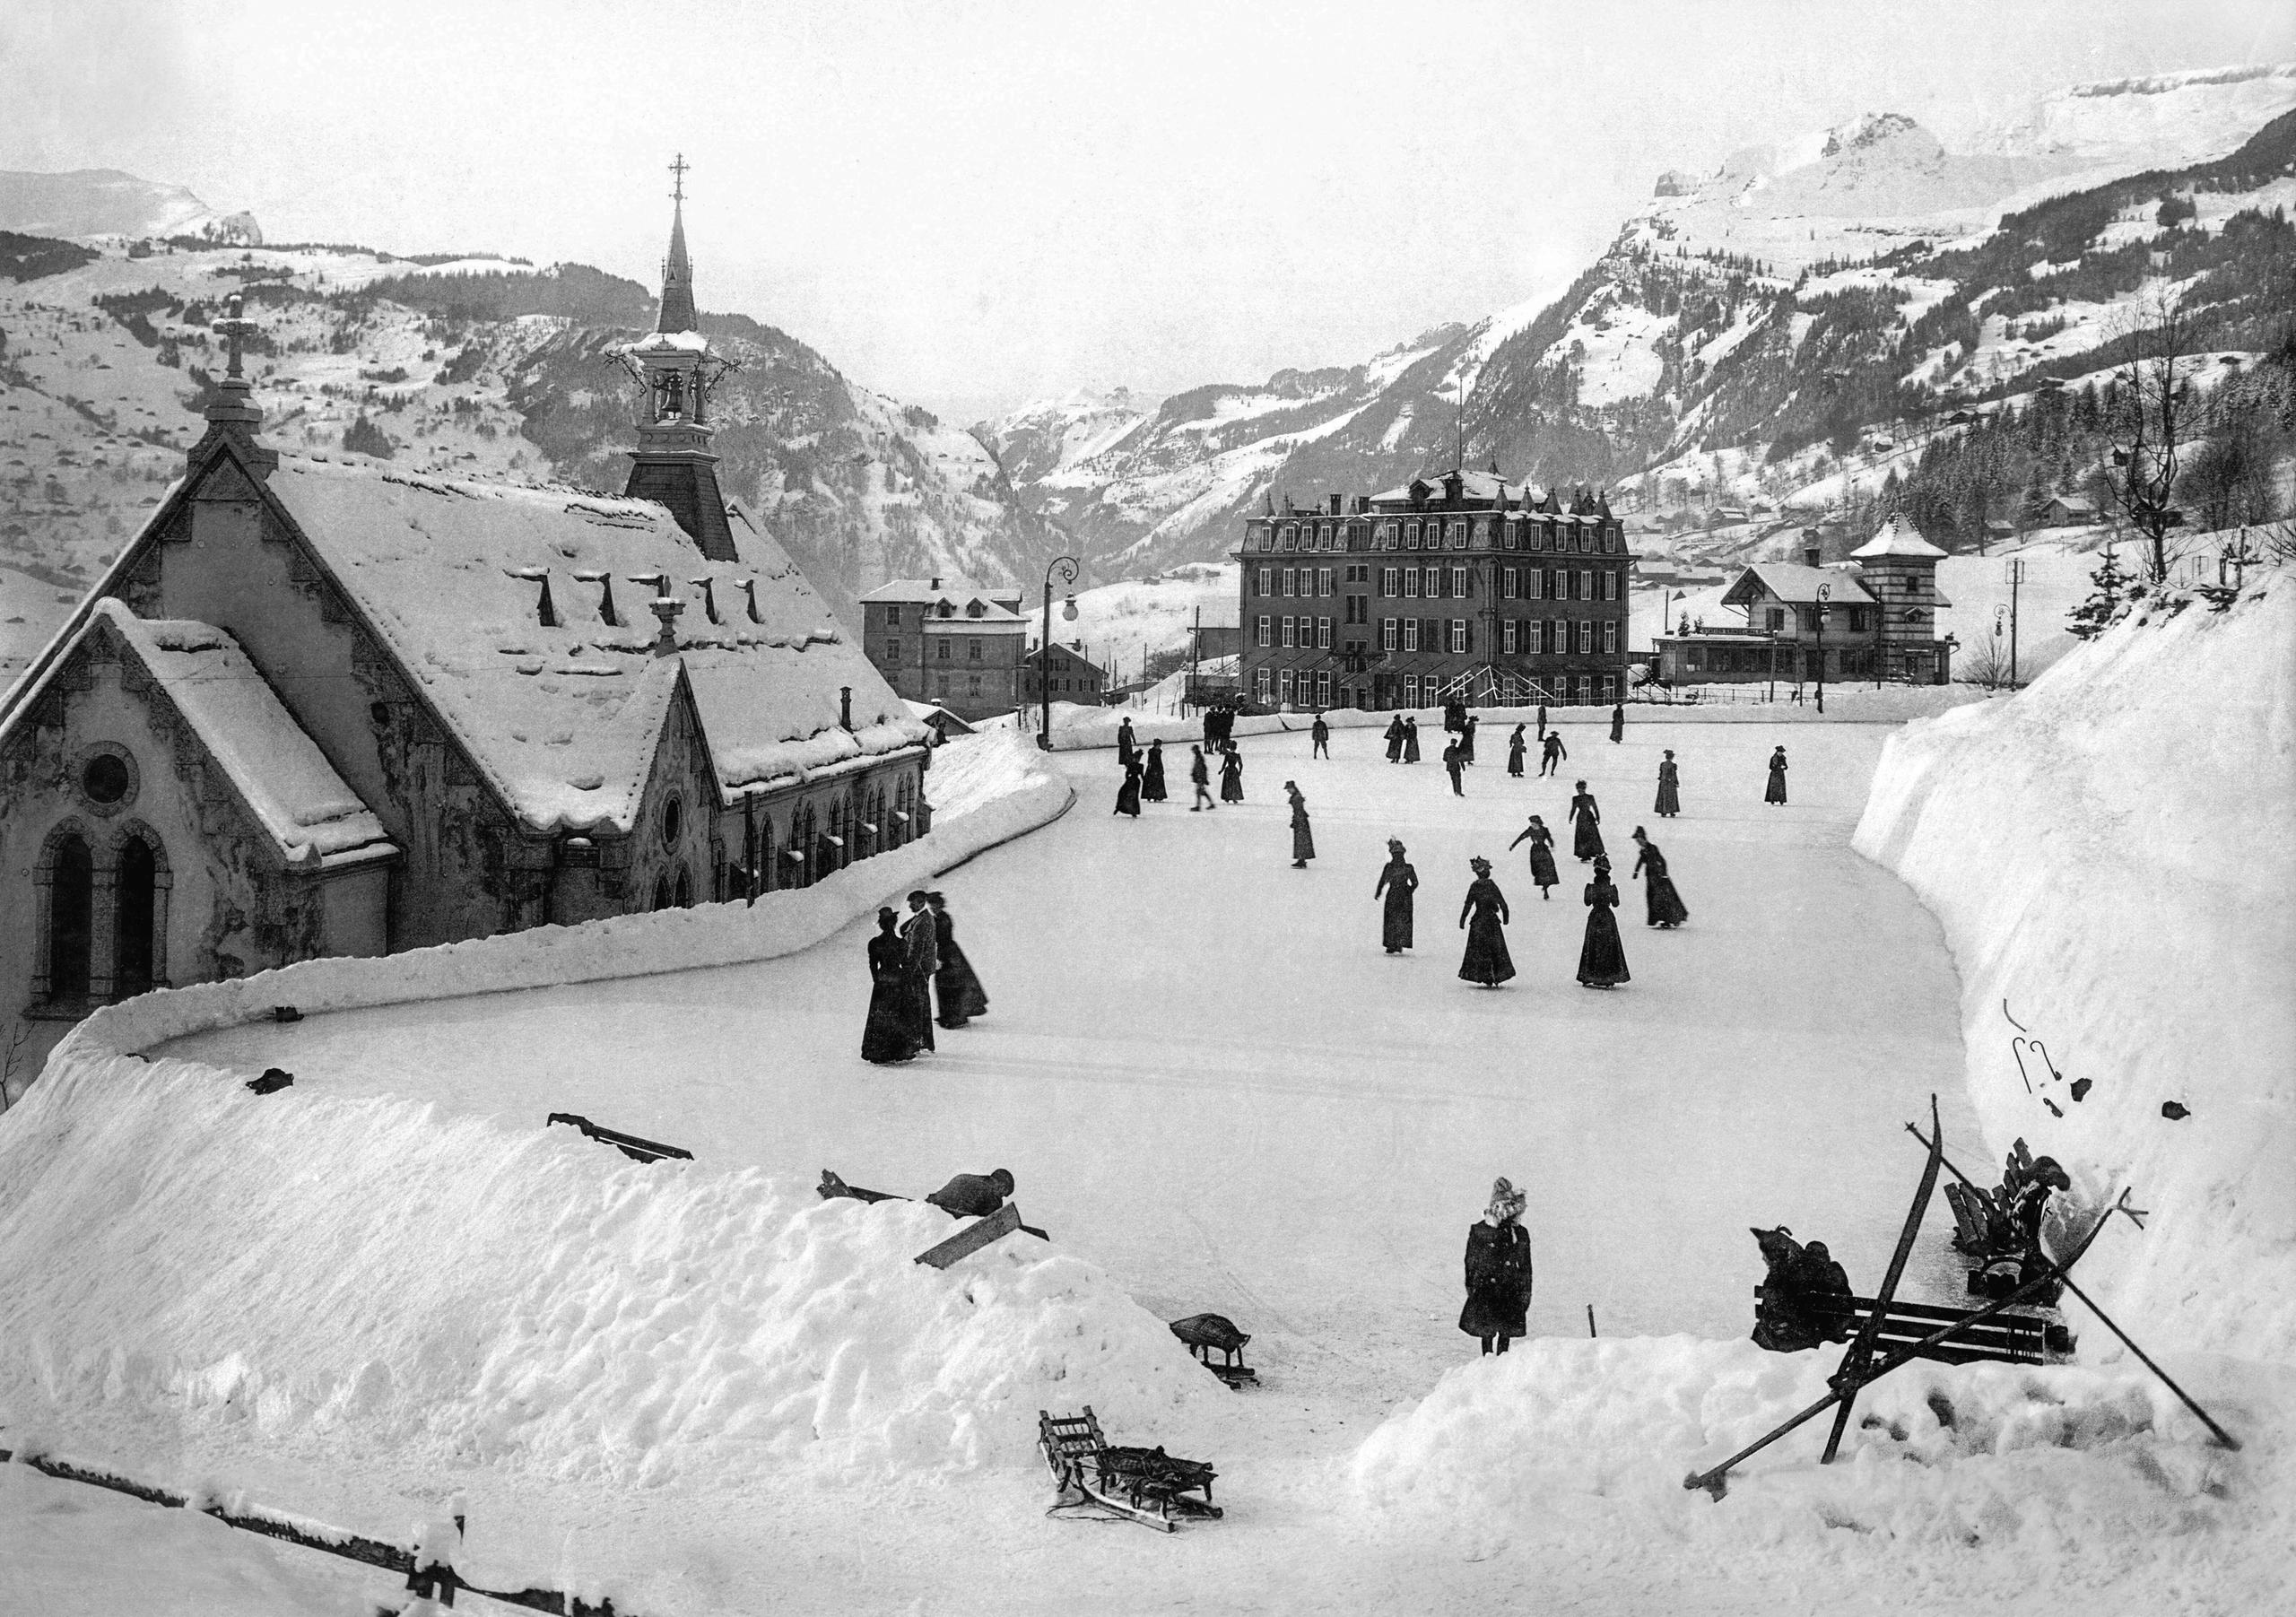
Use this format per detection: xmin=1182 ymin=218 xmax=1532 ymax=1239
xmin=927 ymin=891 xmax=991 ymax=1025
xmin=1457 ymin=857 xmax=1516 ymax=987
xmin=1375 ymin=839 xmax=1417 ymax=952
xmin=1403 ymin=717 xmax=1422 ymax=763
xmin=1461 ymin=714 xmax=1477 ymax=764
xmin=1459 ymin=1178 xmax=1533 ymax=1355
xmin=1142 ymin=739 xmax=1168 ymax=802
xmin=1609 ymin=704 xmax=1624 ymax=743
xmin=861 ymin=908 xmax=921 ymax=1063
xmin=1507 ymin=724 xmax=1527 ymax=778
xmin=1507 ymin=814 xmax=1560 ymax=899
xmin=1765 ymin=745 xmax=1788 ymax=805
xmin=1219 ymin=745 xmax=1245 ymax=804
xmin=1117 ymin=717 xmax=1137 ymax=769
xmin=1629 ymin=828 xmax=1689 ymax=929
xmin=1286 ymin=780 xmax=1315 ymax=868
xmin=1570 ymin=780 xmax=1605 ymax=862
xmin=1115 ymin=756 xmax=1143 ymax=816
xmin=1654 ymin=750 xmax=1681 ymax=817
xmin=1576 ymin=856 xmax=1631 ymax=988
xmin=1385 ymin=715 xmax=1406 ymax=763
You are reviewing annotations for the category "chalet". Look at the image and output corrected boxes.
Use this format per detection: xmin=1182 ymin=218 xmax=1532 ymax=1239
xmin=1234 ymin=469 xmax=1631 ymax=712
xmin=1020 ymin=640 xmax=1109 ymax=705
xmin=2041 ymin=495 xmax=2101 ymax=526
xmin=1652 ymin=517 xmax=1952 ymax=687
xmin=857 ymin=577 xmax=1026 ymax=721
xmin=0 ymin=179 xmax=929 ymax=1054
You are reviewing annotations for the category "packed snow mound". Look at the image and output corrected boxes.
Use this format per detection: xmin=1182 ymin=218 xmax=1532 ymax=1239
xmin=1857 ymin=573 xmax=2296 ymax=1364
xmin=0 ymin=1056 xmax=1219 ymax=1489
xmin=1352 ymin=1337 xmax=2282 ymax=1578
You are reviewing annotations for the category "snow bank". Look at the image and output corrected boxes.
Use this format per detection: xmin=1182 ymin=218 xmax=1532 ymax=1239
xmin=39 ymin=729 xmax=1070 ymax=1071
xmin=1856 ymin=576 xmax=2296 ymax=1364
xmin=0 ymin=1056 xmax=1218 ymax=1489
xmin=1352 ymin=1336 xmax=2286 ymax=1580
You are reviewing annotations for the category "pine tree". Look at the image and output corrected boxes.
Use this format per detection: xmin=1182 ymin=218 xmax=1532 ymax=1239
xmin=2067 ymin=544 xmax=2135 ymax=639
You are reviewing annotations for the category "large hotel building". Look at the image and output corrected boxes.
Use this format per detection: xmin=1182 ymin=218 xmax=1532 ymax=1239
xmin=1233 ymin=467 xmax=1631 ymax=711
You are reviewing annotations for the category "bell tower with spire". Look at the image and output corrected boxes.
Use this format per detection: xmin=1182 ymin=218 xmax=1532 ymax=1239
xmin=616 ymin=154 xmax=738 ymax=561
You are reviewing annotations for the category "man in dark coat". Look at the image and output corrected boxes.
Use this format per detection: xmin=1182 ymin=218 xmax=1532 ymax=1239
xmin=1539 ymin=730 xmax=1567 ymax=777
xmin=1443 ymin=740 xmax=1465 ymax=796
xmin=926 ymin=1168 xmax=1014 ymax=1219
xmin=1384 ymin=714 xmax=1406 ymax=762
xmin=1188 ymin=743 xmax=1214 ymax=811
xmin=1311 ymin=712 xmax=1330 ymax=758
xmin=900 ymin=890 xmax=939 ymax=1052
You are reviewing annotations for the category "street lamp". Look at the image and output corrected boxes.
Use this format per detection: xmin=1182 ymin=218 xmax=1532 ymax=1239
xmin=1813 ymin=582 xmax=1831 ymax=716
xmin=1039 ymin=554 xmax=1081 ymax=752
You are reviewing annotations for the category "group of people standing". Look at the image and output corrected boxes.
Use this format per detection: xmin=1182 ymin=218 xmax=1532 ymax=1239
xmin=861 ymin=891 xmax=990 ymax=1065
xmin=1112 ymin=717 xmax=1249 ymax=816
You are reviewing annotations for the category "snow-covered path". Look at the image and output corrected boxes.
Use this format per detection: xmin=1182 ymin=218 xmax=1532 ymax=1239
xmin=167 ymin=717 xmax=1977 ymax=1417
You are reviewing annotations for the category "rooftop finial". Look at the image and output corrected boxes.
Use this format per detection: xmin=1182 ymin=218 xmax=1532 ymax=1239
xmin=215 ymin=291 xmax=257 ymax=380
xmin=669 ymin=152 xmax=689 ymax=205
xmin=657 ymin=154 xmax=698 ymax=335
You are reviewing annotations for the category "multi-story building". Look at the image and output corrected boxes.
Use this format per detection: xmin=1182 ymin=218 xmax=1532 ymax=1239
xmin=1234 ymin=467 xmax=1631 ymax=711
xmin=856 ymin=577 xmax=1027 ymax=721
xmin=1652 ymin=517 xmax=1954 ymax=687
xmin=1019 ymin=640 xmax=1110 ymax=706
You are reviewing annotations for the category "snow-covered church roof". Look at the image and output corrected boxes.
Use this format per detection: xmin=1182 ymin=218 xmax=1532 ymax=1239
xmin=1850 ymin=515 xmax=1949 ymax=561
xmin=257 ymin=451 xmax=925 ymax=832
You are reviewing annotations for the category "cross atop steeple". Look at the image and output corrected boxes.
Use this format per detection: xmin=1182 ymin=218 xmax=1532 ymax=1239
xmin=215 ymin=291 xmax=257 ymax=380
xmin=669 ymin=152 xmax=689 ymax=205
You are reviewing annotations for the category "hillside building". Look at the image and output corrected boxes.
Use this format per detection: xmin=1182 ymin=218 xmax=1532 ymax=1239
xmin=857 ymin=577 xmax=1026 ymax=721
xmin=1020 ymin=641 xmax=1109 ymax=705
xmin=1652 ymin=517 xmax=1953 ymax=686
xmin=0 ymin=176 xmax=929 ymax=1050
xmin=1234 ymin=468 xmax=1631 ymax=711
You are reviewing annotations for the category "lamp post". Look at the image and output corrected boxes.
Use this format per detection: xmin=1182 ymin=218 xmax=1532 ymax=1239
xmin=1813 ymin=582 xmax=1831 ymax=716
xmin=1039 ymin=555 xmax=1081 ymax=751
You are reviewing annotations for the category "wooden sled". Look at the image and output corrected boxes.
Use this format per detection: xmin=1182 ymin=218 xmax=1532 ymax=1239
xmin=1039 ymin=1406 xmax=1222 ymax=1532
xmin=818 ymin=1170 xmax=1049 ymax=1240
xmin=546 ymin=1112 xmax=693 ymax=1163
xmin=1169 ymin=1314 xmax=1258 ymax=1387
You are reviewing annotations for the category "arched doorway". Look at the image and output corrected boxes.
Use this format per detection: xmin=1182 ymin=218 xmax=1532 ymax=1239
xmin=47 ymin=832 xmax=94 ymax=1002
xmin=114 ymin=835 xmax=159 ymax=996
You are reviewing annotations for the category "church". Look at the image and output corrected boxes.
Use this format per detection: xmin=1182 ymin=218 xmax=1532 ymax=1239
xmin=0 ymin=176 xmax=930 ymax=1050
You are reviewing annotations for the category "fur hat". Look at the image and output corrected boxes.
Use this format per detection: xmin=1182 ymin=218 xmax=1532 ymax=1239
xmin=1469 ymin=856 xmax=1492 ymax=874
xmin=1487 ymin=1177 xmax=1526 ymax=1221
xmin=990 ymin=1168 xmax=1015 ymax=1194
xmin=1387 ymin=838 xmax=1405 ymax=855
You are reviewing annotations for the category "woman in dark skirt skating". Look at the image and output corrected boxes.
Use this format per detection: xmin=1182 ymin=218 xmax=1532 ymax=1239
xmin=1654 ymin=749 xmax=1681 ymax=817
xmin=861 ymin=908 xmax=922 ymax=1063
xmin=1220 ymin=744 xmax=1245 ymax=804
xmin=1507 ymin=813 xmax=1560 ymax=899
xmin=1508 ymin=723 xmax=1527 ymax=778
xmin=1576 ymin=856 xmax=1630 ymax=987
xmin=1386 ymin=715 xmax=1406 ymax=763
xmin=1628 ymin=828 xmax=1689 ymax=930
xmin=1375 ymin=838 xmax=1417 ymax=953
xmin=1457 ymin=856 xmax=1516 ymax=987
xmin=1115 ymin=755 xmax=1143 ymax=817
xmin=1142 ymin=739 xmax=1167 ymax=802
xmin=1459 ymin=1178 xmax=1533 ymax=1356
xmin=1286 ymin=780 xmax=1315 ymax=868
xmin=1765 ymin=745 xmax=1788 ymax=805
xmin=927 ymin=891 xmax=991 ymax=1025
xmin=1403 ymin=717 xmax=1422 ymax=763
xmin=1570 ymin=779 xmax=1605 ymax=863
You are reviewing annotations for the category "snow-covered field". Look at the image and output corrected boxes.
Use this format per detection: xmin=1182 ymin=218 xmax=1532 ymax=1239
xmin=3 ymin=574 xmax=2290 ymax=1613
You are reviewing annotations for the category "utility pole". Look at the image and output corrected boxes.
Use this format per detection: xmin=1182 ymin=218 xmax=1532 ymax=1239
xmin=2005 ymin=556 xmax=2025 ymax=689
xmin=1188 ymin=605 xmax=1201 ymax=714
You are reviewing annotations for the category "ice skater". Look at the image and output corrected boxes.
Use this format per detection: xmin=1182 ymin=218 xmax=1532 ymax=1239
xmin=1375 ymin=838 xmax=1417 ymax=953
xmin=928 ymin=891 xmax=990 ymax=1026
xmin=1117 ymin=717 xmax=1137 ymax=770
xmin=1461 ymin=713 xmax=1478 ymax=764
xmin=1609 ymin=703 xmax=1624 ymax=743
xmin=1286 ymin=779 xmax=1315 ymax=868
xmin=1569 ymin=779 xmax=1605 ymax=863
xmin=1457 ymin=856 xmax=1516 ymax=987
xmin=1385 ymin=713 xmax=1406 ymax=762
xmin=1629 ymin=828 xmax=1689 ymax=929
xmin=1536 ymin=702 xmax=1548 ymax=741
xmin=1188 ymin=744 xmax=1214 ymax=811
xmin=1765 ymin=745 xmax=1789 ymax=805
xmin=1311 ymin=711 xmax=1330 ymax=759
xmin=1539 ymin=729 xmax=1567 ymax=777
xmin=1654 ymin=749 xmax=1681 ymax=817
xmin=1220 ymin=743 xmax=1245 ymax=804
xmin=1507 ymin=723 xmax=1527 ymax=778
xmin=1142 ymin=738 xmax=1167 ymax=803
xmin=860 ymin=908 xmax=921 ymax=1064
xmin=1575 ymin=857 xmax=1630 ymax=989
xmin=1403 ymin=716 xmax=1422 ymax=763
xmin=1115 ymin=753 xmax=1143 ymax=817
xmin=1443 ymin=738 xmax=1465 ymax=796
xmin=1507 ymin=813 xmax=1560 ymax=900
xmin=901 ymin=891 xmax=940 ymax=1048
xmin=1459 ymin=1178 xmax=1533 ymax=1356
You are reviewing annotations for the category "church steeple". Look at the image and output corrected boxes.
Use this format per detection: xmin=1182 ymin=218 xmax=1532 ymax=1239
xmin=658 ymin=153 xmax=698 ymax=335
xmin=614 ymin=157 xmax=737 ymax=561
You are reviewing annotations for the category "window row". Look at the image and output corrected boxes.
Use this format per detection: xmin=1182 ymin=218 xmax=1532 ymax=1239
xmin=1254 ymin=520 xmax=1618 ymax=555
xmin=1248 ymin=669 xmax=1622 ymax=708
xmin=1376 ymin=617 xmax=1620 ymax=656
xmin=718 ymin=774 xmax=921 ymax=902
xmin=1256 ymin=615 xmax=1335 ymax=649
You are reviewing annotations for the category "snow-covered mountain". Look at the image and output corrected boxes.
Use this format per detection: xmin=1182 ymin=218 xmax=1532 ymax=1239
xmin=0 ymin=168 xmax=257 ymax=243
xmin=981 ymin=63 xmax=2296 ymax=570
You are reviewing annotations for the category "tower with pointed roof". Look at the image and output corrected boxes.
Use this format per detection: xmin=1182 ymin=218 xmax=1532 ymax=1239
xmin=617 ymin=154 xmax=737 ymax=562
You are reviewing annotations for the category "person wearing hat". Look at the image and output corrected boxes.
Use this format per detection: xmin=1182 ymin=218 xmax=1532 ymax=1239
xmin=1442 ymin=737 xmax=1465 ymax=796
xmin=860 ymin=907 xmax=921 ymax=1064
xmin=1765 ymin=744 xmax=1789 ymax=805
xmin=1459 ymin=1178 xmax=1534 ymax=1356
xmin=1220 ymin=742 xmax=1245 ymax=804
xmin=1384 ymin=713 xmax=1407 ymax=763
xmin=1507 ymin=813 xmax=1560 ymax=899
xmin=1576 ymin=856 xmax=1631 ymax=988
xmin=901 ymin=891 xmax=940 ymax=1051
xmin=1654 ymin=749 xmax=1681 ymax=818
xmin=926 ymin=1168 xmax=1016 ymax=1220
xmin=1375 ymin=838 xmax=1418 ymax=953
xmin=1189 ymin=743 xmax=1214 ymax=811
xmin=1507 ymin=722 xmax=1528 ymax=778
xmin=926 ymin=891 xmax=989 ymax=1028
xmin=1286 ymin=780 xmax=1315 ymax=868
xmin=1629 ymin=827 xmax=1690 ymax=929
xmin=1569 ymin=779 xmax=1605 ymax=862
xmin=1539 ymin=727 xmax=1567 ymax=777
xmin=1457 ymin=856 xmax=1516 ymax=987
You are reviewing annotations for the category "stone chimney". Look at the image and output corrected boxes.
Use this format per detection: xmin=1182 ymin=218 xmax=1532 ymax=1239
xmin=1805 ymin=543 xmax=1822 ymax=568
xmin=649 ymin=596 xmax=685 ymax=656
xmin=840 ymin=685 xmax=853 ymax=730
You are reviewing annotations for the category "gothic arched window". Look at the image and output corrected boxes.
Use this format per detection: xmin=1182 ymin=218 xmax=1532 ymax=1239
xmin=47 ymin=832 xmax=94 ymax=1002
xmin=115 ymin=835 xmax=160 ymax=996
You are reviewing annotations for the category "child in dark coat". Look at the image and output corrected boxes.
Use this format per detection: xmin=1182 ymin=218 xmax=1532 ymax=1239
xmin=1460 ymin=1178 xmax=1533 ymax=1354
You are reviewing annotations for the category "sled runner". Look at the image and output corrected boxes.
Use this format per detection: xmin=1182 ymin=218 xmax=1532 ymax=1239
xmin=1039 ymin=1406 xmax=1222 ymax=1532
xmin=818 ymin=1169 xmax=1049 ymax=1240
xmin=545 ymin=1112 xmax=692 ymax=1163
xmin=1169 ymin=1314 xmax=1258 ymax=1387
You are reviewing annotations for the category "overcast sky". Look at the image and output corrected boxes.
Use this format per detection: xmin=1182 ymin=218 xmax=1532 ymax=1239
xmin=4 ymin=0 xmax=2292 ymax=421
